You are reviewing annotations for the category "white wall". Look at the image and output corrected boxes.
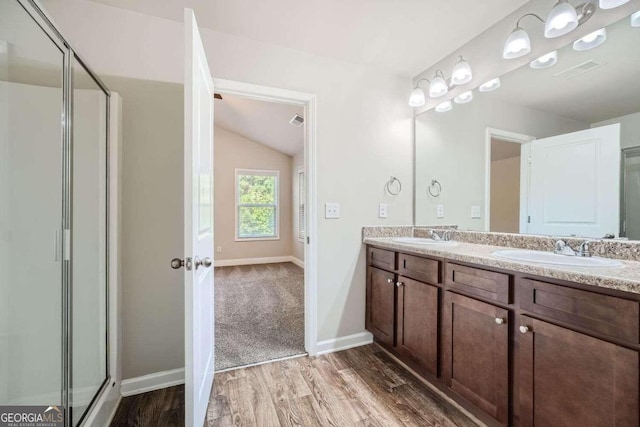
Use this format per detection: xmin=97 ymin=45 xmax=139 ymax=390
xmin=593 ymin=111 xmax=640 ymax=150
xmin=292 ymin=150 xmax=305 ymax=263
xmin=42 ymin=0 xmax=414 ymax=377
xmin=415 ymin=95 xmax=588 ymax=229
xmin=214 ymin=126 xmax=293 ymax=261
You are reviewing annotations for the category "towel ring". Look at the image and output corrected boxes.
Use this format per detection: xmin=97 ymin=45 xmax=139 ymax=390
xmin=386 ymin=176 xmax=402 ymax=196
xmin=428 ymin=179 xmax=441 ymax=197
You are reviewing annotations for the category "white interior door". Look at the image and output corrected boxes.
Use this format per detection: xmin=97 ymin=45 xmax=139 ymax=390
xmin=526 ymin=124 xmax=620 ymax=238
xmin=184 ymin=8 xmax=215 ymax=427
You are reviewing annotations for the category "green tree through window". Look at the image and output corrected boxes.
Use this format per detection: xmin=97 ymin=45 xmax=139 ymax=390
xmin=236 ymin=170 xmax=279 ymax=239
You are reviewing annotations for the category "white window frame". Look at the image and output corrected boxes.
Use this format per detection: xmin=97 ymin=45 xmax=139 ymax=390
xmin=235 ymin=168 xmax=280 ymax=241
xmin=297 ymin=167 xmax=305 ymax=242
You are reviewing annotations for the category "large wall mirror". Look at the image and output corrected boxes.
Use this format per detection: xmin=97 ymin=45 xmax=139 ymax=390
xmin=415 ymin=12 xmax=640 ymax=240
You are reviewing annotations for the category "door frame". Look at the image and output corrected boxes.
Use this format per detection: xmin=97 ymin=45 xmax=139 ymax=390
xmin=212 ymin=78 xmax=319 ymax=356
xmin=620 ymin=146 xmax=640 ymax=238
xmin=484 ymin=127 xmax=536 ymax=233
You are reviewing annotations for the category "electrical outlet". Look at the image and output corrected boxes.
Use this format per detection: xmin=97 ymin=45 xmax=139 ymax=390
xmin=378 ymin=203 xmax=388 ymax=219
xmin=216 ymin=246 xmax=222 ymax=253
xmin=436 ymin=204 xmax=444 ymax=219
xmin=325 ymin=203 xmax=340 ymax=219
xmin=471 ymin=205 xmax=481 ymax=219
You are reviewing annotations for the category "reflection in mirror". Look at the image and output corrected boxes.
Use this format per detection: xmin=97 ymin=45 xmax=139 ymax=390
xmin=415 ymin=13 xmax=640 ymax=240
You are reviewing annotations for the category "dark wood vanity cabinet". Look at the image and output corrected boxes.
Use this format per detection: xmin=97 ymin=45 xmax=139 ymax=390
xmin=366 ymin=266 xmax=395 ymax=347
xmin=442 ymin=291 xmax=509 ymax=425
xmin=518 ymin=315 xmax=639 ymax=427
xmin=365 ymin=244 xmax=640 ymax=427
xmin=395 ymin=275 xmax=439 ymax=377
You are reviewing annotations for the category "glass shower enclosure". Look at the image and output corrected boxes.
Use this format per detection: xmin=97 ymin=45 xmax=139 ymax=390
xmin=0 ymin=1 xmax=111 ymax=425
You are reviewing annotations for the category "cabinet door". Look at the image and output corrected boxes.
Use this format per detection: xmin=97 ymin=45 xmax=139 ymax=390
xmin=442 ymin=292 xmax=509 ymax=425
xmin=519 ymin=315 xmax=639 ymax=427
xmin=366 ymin=267 xmax=395 ymax=346
xmin=395 ymin=276 xmax=439 ymax=377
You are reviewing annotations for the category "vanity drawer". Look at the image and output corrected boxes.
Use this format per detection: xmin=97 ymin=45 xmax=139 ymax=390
xmin=368 ymin=247 xmax=395 ymax=271
xmin=399 ymin=253 xmax=440 ymax=285
xmin=520 ymin=279 xmax=639 ymax=343
xmin=445 ymin=263 xmax=511 ymax=304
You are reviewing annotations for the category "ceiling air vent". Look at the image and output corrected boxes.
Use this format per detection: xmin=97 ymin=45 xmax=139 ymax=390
xmin=553 ymin=60 xmax=603 ymax=80
xmin=289 ymin=114 xmax=304 ymax=127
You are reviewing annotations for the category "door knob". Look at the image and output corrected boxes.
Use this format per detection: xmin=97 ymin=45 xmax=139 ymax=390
xmin=519 ymin=325 xmax=530 ymax=334
xmin=387 ymin=278 xmax=393 ymax=284
xmin=495 ymin=317 xmax=505 ymax=325
xmin=395 ymin=281 xmax=404 ymax=288
xmin=171 ymin=257 xmax=193 ymax=270
xmin=194 ymin=256 xmax=212 ymax=269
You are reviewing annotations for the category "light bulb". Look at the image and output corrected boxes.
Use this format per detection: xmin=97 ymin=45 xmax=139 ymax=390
xmin=599 ymin=0 xmax=630 ymax=9
xmin=435 ymin=101 xmax=452 ymax=112
xmin=451 ymin=57 xmax=473 ymax=86
xmin=573 ymin=28 xmax=607 ymax=51
xmin=429 ymin=72 xmax=448 ymax=98
xmin=530 ymin=50 xmax=558 ymax=69
xmin=454 ymin=91 xmax=473 ymax=104
xmin=545 ymin=0 xmax=579 ymax=38
xmin=408 ymin=87 xmax=426 ymax=107
xmin=479 ymin=78 xmax=501 ymax=92
xmin=503 ymin=27 xmax=531 ymax=59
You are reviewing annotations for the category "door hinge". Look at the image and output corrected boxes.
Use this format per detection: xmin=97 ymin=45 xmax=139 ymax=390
xmin=306 ymin=236 xmax=310 ymax=244
xmin=527 ymin=216 xmax=531 ymax=224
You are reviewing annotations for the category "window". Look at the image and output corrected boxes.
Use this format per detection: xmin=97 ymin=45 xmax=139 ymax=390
xmin=235 ymin=169 xmax=279 ymax=240
xmin=297 ymin=168 xmax=305 ymax=242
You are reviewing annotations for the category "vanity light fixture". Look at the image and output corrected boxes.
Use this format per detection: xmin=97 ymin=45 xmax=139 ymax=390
xmin=451 ymin=56 xmax=473 ymax=85
xmin=435 ymin=101 xmax=453 ymax=112
xmin=530 ymin=50 xmax=559 ymax=69
xmin=545 ymin=0 xmax=579 ymax=38
xmin=599 ymin=0 xmax=630 ymax=9
xmin=503 ymin=25 xmax=533 ymax=59
xmin=408 ymin=78 xmax=429 ymax=107
xmin=479 ymin=77 xmax=501 ymax=92
xmin=631 ymin=11 xmax=640 ymax=27
xmin=573 ymin=28 xmax=607 ymax=50
xmin=429 ymin=70 xmax=449 ymax=98
xmin=453 ymin=91 xmax=473 ymax=104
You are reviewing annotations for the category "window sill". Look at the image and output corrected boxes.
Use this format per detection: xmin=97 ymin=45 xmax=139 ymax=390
xmin=235 ymin=236 xmax=280 ymax=242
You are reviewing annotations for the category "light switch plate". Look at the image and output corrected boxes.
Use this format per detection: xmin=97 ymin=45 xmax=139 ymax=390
xmin=378 ymin=203 xmax=388 ymax=219
xmin=471 ymin=205 xmax=481 ymax=219
xmin=325 ymin=203 xmax=340 ymax=219
xmin=436 ymin=204 xmax=444 ymax=219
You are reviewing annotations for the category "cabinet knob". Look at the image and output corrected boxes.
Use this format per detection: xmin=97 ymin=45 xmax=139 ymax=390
xmin=387 ymin=278 xmax=393 ymax=284
xmin=494 ymin=317 xmax=505 ymax=325
xmin=519 ymin=325 xmax=530 ymax=334
xmin=396 ymin=281 xmax=404 ymax=287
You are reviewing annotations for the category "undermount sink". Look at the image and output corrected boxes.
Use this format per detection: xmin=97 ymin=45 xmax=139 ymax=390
xmin=493 ymin=249 xmax=623 ymax=268
xmin=392 ymin=237 xmax=459 ymax=247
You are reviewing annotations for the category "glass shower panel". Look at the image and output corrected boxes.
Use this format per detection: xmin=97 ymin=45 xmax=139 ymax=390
xmin=71 ymin=58 xmax=108 ymax=425
xmin=623 ymin=149 xmax=640 ymax=240
xmin=0 ymin=0 xmax=64 ymax=406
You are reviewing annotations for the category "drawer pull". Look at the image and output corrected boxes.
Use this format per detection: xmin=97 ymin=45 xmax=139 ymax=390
xmin=519 ymin=325 xmax=530 ymax=334
xmin=396 ymin=281 xmax=404 ymax=288
xmin=387 ymin=278 xmax=393 ymax=284
xmin=495 ymin=317 xmax=505 ymax=325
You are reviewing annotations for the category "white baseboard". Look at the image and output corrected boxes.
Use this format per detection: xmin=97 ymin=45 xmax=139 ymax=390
xmin=214 ymin=255 xmax=305 ymax=268
xmin=120 ymin=368 xmax=185 ymax=397
xmin=316 ymin=331 xmax=373 ymax=356
xmin=289 ymin=256 xmax=304 ymax=268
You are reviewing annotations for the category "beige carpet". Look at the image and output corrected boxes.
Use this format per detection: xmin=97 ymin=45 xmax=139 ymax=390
xmin=214 ymin=262 xmax=305 ymax=371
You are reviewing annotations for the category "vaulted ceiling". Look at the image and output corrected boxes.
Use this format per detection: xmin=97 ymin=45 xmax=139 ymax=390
xmin=86 ymin=0 xmax=530 ymax=76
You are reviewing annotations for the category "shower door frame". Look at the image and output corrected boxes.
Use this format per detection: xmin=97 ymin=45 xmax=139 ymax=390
xmin=15 ymin=1 xmax=115 ymax=426
xmin=621 ymin=146 xmax=640 ymax=239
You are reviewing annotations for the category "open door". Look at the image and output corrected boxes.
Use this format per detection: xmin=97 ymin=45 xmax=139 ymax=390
xmin=526 ymin=124 xmax=620 ymax=238
xmin=184 ymin=8 xmax=215 ymax=427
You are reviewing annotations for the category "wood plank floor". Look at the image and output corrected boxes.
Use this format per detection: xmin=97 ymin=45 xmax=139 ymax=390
xmin=110 ymin=344 xmax=480 ymax=427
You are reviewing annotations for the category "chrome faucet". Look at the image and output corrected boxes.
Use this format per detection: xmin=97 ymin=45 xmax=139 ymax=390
xmin=554 ymin=239 xmax=596 ymax=257
xmin=442 ymin=230 xmax=454 ymax=242
xmin=429 ymin=230 xmax=442 ymax=241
